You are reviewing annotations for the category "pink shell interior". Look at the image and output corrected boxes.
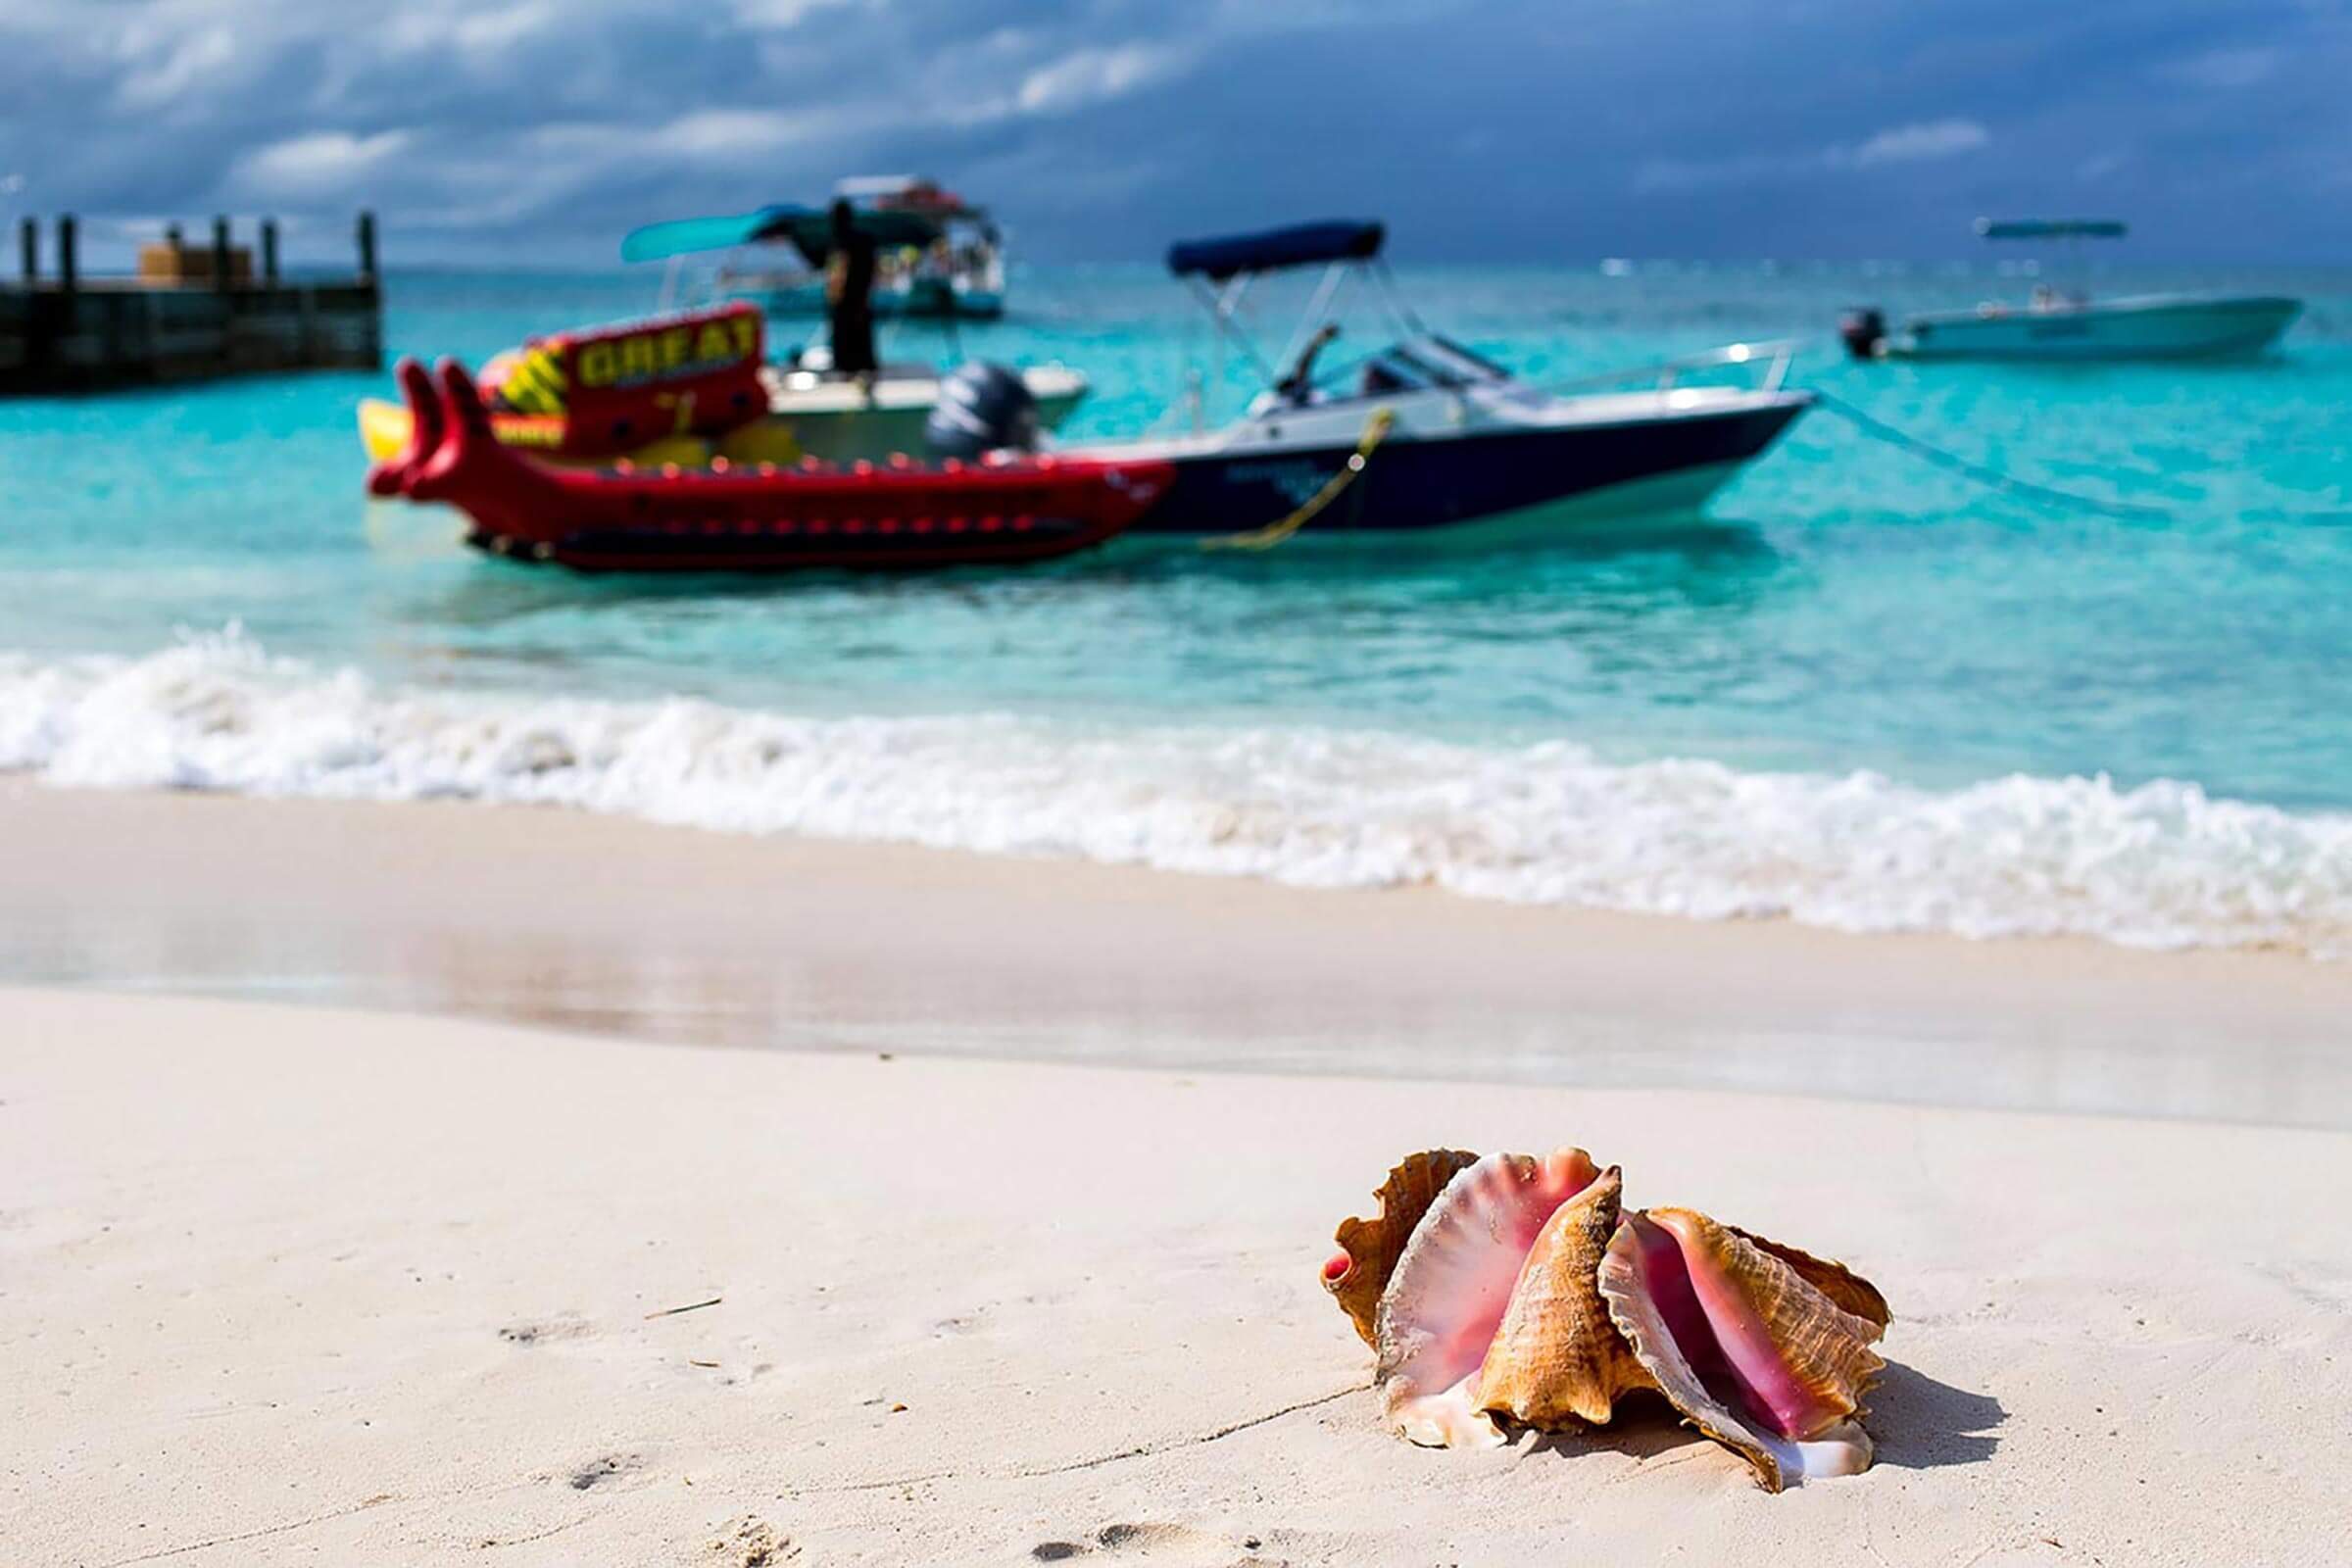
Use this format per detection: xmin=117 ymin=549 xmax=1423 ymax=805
xmin=1378 ymin=1148 xmax=1602 ymax=1443
xmin=1626 ymin=1211 xmax=1843 ymax=1441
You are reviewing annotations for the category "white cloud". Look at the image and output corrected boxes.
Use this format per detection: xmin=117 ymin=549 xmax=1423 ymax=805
xmin=231 ymin=129 xmax=414 ymax=200
xmin=1014 ymin=42 xmax=1195 ymax=116
xmin=651 ymin=109 xmax=812 ymax=157
xmin=381 ymin=3 xmax=560 ymax=59
xmin=113 ymin=24 xmax=238 ymax=109
xmin=1843 ymin=118 xmax=1990 ymax=167
xmin=1639 ymin=117 xmax=1989 ymax=190
xmin=726 ymin=0 xmax=868 ymax=26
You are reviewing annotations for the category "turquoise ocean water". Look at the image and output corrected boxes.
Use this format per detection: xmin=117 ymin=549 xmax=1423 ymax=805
xmin=3 ymin=261 xmax=2348 ymax=952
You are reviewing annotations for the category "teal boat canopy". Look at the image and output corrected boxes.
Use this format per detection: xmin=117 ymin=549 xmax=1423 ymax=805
xmin=1975 ymin=219 xmax=2129 ymax=240
xmin=623 ymin=205 xmax=968 ymax=265
xmin=621 ymin=207 xmax=815 ymax=264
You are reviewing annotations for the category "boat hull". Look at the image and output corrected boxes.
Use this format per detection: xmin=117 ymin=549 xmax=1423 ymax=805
xmin=1891 ymin=294 xmax=2299 ymax=361
xmin=1101 ymin=398 xmax=1806 ymax=539
xmin=370 ymin=359 xmax=1170 ymax=575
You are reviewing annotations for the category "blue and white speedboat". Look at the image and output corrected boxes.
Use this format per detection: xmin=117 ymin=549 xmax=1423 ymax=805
xmin=1059 ymin=220 xmax=1812 ymax=544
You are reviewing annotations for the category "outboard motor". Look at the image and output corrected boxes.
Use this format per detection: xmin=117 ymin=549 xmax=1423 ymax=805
xmin=924 ymin=361 xmax=1041 ymax=460
xmin=1839 ymin=307 xmax=1889 ymax=361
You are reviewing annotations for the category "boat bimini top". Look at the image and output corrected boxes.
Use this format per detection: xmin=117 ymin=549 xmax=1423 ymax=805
xmin=1166 ymin=220 xmax=1387 ymax=281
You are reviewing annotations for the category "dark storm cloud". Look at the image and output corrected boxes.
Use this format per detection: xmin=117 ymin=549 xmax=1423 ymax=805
xmin=1 ymin=0 xmax=2347 ymax=265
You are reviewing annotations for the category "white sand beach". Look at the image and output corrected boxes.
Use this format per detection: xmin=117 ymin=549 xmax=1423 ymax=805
xmin=7 ymin=987 xmax=2350 ymax=1566
xmin=4 ymin=788 xmax=2351 ymax=1565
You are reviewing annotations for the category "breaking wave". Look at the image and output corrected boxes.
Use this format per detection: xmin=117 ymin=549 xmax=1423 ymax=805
xmin=4 ymin=631 xmax=2349 ymax=956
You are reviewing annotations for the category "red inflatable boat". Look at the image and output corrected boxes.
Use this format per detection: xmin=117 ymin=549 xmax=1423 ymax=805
xmin=368 ymin=359 xmax=1172 ymax=573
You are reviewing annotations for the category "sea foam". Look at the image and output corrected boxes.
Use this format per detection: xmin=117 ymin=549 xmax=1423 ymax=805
xmin=4 ymin=631 xmax=2348 ymax=956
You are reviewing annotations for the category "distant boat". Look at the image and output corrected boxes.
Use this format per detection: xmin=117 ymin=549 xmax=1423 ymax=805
xmin=1841 ymin=220 xmax=2301 ymax=363
xmin=623 ymin=177 xmax=1005 ymax=320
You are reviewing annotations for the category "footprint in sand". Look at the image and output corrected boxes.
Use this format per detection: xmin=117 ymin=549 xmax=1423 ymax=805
xmin=1030 ymin=1521 xmax=1248 ymax=1563
xmin=563 ymin=1452 xmax=646 ymax=1491
xmin=499 ymin=1312 xmax=594 ymax=1346
xmin=710 ymin=1515 xmax=798 ymax=1565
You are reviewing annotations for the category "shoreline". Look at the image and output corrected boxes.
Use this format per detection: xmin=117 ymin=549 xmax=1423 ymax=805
xmin=9 ymin=632 xmax=2348 ymax=961
xmin=5 ymin=986 xmax=2348 ymax=1565
xmin=5 ymin=777 xmax=2350 ymax=1126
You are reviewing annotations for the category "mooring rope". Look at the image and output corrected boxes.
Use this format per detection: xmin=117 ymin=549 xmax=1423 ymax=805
xmin=1805 ymin=390 xmax=2181 ymax=523
xmin=1200 ymin=406 xmax=1396 ymax=552
xmin=1190 ymin=375 xmax=2340 ymax=546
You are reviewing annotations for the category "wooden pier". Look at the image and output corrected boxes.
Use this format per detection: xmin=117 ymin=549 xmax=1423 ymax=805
xmin=0 ymin=213 xmax=382 ymax=394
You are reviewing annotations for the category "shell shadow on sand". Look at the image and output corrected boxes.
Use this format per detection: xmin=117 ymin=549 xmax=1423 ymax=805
xmin=1514 ymin=1365 xmax=2004 ymax=1478
xmin=1859 ymin=1362 xmax=2005 ymax=1473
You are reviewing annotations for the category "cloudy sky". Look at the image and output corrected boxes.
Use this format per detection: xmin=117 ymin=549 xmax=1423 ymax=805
xmin=3 ymin=0 xmax=2349 ymax=267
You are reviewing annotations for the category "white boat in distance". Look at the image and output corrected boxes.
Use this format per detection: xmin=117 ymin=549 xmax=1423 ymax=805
xmin=1842 ymin=220 xmax=2301 ymax=363
xmin=621 ymin=178 xmax=1005 ymax=321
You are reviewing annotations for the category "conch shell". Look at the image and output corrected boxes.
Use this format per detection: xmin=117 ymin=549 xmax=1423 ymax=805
xmin=1474 ymin=1165 xmax=1657 ymax=1429
xmin=1597 ymin=1207 xmax=1886 ymax=1492
xmin=1321 ymin=1150 xmax=1478 ymax=1348
xmin=1325 ymin=1147 xmax=1891 ymax=1489
xmin=1373 ymin=1148 xmax=1602 ymax=1447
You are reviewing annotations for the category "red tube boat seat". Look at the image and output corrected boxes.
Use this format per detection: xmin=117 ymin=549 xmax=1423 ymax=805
xmin=367 ymin=358 xmax=1171 ymax=574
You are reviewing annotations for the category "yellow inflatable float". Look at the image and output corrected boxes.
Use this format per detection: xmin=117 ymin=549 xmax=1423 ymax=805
xmin=355 ymin=398 xmax=807 ymax=470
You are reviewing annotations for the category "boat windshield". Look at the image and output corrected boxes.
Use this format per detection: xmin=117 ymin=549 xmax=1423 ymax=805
xmin=1400 ymin=334 xmax=1508 ymax=383
xmin=1323 ymin=335 xmax=1510 ymax=399
xmin=1161 ymin=220 xmax=1522 ymax=425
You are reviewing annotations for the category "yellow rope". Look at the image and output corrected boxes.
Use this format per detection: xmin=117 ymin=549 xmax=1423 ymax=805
xmin=1200 ymin=406 xmax=1396 ymax=552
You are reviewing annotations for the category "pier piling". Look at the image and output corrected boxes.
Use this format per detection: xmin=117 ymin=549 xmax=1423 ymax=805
xmin=1 ymin=209 xmax=381 ymax=393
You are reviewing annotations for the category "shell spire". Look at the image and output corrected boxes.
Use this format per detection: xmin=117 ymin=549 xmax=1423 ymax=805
xmin=1321 ymin=1150 xmax=1480 ymax=1348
